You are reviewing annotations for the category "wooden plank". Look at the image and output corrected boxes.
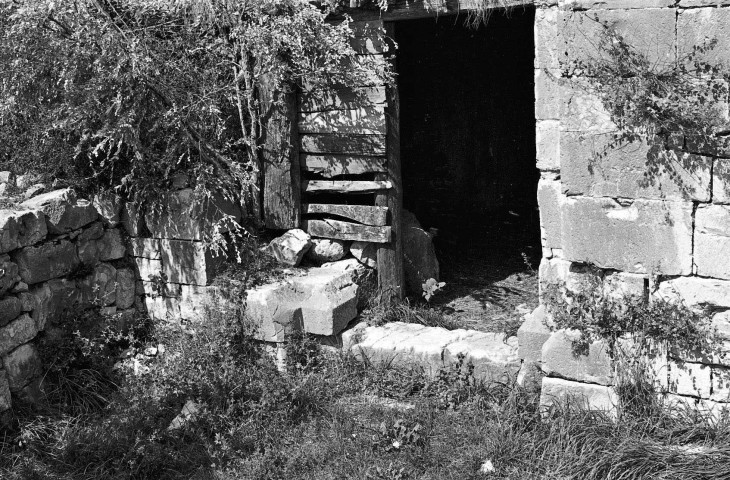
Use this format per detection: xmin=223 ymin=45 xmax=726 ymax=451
xmin=300 ymin=134 xmax=386 ymax=156
xmin=305 ymin=219 xmax=391 ymax=243
xmin=261 ymin=77 xmax=300 ymax=229
xmin=303 ymin=204 xmax=388 ymax=226
xmin=301 ymin=154 xmax=386 ymax=177
xmin=299 ymin=107 xmax=386 ymax=135
xmin=377 ymin=21 xmax=405 ymax=300
xmin=300 ymin=86 xmax=387 ymax=113
xmin=303 ymin=180 xmax=391 ymax=193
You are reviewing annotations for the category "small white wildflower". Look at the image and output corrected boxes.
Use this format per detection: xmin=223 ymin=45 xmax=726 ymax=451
xmin=392 ymin=440 xmax=401 ymax=449
xmin=479 ymin=459 xmax=495 ymax=474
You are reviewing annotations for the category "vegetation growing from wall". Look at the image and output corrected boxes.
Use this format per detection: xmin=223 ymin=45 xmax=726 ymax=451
xmin=0 ymin=0 xmax=391 ymax=241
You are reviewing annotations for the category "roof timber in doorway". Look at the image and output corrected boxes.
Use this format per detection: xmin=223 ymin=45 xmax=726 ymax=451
xmin=342 ymin=0 xmax=533 ymax=22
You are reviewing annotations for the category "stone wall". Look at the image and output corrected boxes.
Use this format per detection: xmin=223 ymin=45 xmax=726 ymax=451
xmin=0 ymin=187 xmax=135 ymax=416
xmin=525 ymin=0 xmax=730 ymax=416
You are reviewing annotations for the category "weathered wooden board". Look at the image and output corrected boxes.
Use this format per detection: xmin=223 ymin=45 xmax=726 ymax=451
xmin=300 ymin=86 xmax=387 ymax=113
xmin=305 ymin=219 xmax=391 ymax=243
xmin=299 ymin=107 xmax=386 ymax=135
xmin=261 ymin=77 xmax=300 ymax=229
xmin=301 ymin=154 xmax=386 ymax=177
xmin=303 ymin=180 xmax=392 ymax=193
xmin=300 ymin=134 xmax=387 ymax=156
xmin=376 ymin=22 xmax=405 ymax=300
xmin=303 ymin=203 xmax=388 ymax=226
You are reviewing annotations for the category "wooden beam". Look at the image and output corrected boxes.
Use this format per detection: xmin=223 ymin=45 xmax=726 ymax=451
xmin=300 ymin=86 xmax=387 ymax=113
xmin=300 ymin=134 xmax=386 ymax=156
xmin=299 ymin=107 xmax=386 ymax=135
xmin=261 ymin=78 xmax=300 ymax=229
xmin=300 ymin=154 xmax=386 ymax=177
xmin=305 ymin=219 xmax=391 ymax=243
xmin=303 ymin=204 xmax=388 ymax=226
xmin=303 ymin=180 xmax=391 ymax=193
xmin=376 ymin=21 xmax=405 ymax=300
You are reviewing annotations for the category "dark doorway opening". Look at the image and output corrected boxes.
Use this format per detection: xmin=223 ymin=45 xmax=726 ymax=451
xmin=394 ymin=8 xmax=539 ymax=332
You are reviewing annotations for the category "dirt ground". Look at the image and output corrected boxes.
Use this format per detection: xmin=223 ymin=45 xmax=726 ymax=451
xmin=429 ymin=212 xmax=541 ymax=336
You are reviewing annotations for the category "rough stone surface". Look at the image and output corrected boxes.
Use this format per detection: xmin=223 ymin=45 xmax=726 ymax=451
xmin=0 ymin=210 xmax=47 ymax=254
xmin=23 ymin=184 xmax=46 ymax=199
xmin=17 ymin=292 xmax=35 ymax=312
xmin=535 ymin=7 xmax=560 ymax=70
xmin=443 ymin=333 xmax=521 ymax=381
xmin=92 ymin=192 xmax=123 ymax=225
xmin=537 ymin=177 xmax=563 ymax=250
xmin=78 ymin=263 xmax=117 ymax=306
xmin=0 ymin=256 xmax=19 ymax=296
xmin=535 ymin=69 xmax=562 ymax=121
xmin=561 ymin=197 xmax=693 ymax=275
xmin=31 ymin=279 xmax=78 ymax=331
xmin=560 ymin=8 xmax=675 ymax=71
xmin=560 ymin=0 xmax=675 ymax=9
xmin=536 ymin=120 xmax=560 ymax=171
xmin=160 ymin=239 xmax=220 ymax=286
xmin=121 ymin=202 xmax=145 ymax=237
xmin=402 ymin=210 xmax=439 ymax=296
xmin=711 ymin=367 xmax=730 ymax=402
xmin=116 ymin=268 xmax=136 ymax=310
xmin=245 ymin=283 xmax=303 ymax=342
xmin=694 ymin=205 xmax=730 ymax=280
xmin=0 ymin=371 xmax=10 ymax=411
xmin=0 ymin=314 xmax=38 ymax=356
xmin=518 ymin=305 xmax=554 ymax=365
xmin=656 ymin=277 xmax=730 ymax=309
xmin=561 ymin=133 xmax=711 ymax=201
xmin=76 ymin=237 xmax=99 ymax=266
xmin=12 ymin=240 xmax=80 ymax=284
xmin=20 ymin=189 xmax=98 ymax=234
xmin=668 ymin=360 xmax=711 ymax=398
xmin=266 ymin=229 xmax=312 ymax=267
xmin=306 ymin=239 xmax=348 ymax=265
xmin=98 ymin=228 xmax=127 ymax=261
xmin=0 ymin=297 xmax=22 ymax=328
xmin=0 ymin=172 xmax=14 ymax=184
xmin=540 ymin=377 xmax=618 ymax=414
xmin=350 ymin=241 xmax=377 ymax=269
xmin=714 ymin=159 xmax=730 ymax=204
xmin=3 ymin=343 xmax=42 ymax=392
xmin=145 ymin=188 xmax=241 ymax=241
xmin=130 ymin=237 xmax=161 ymax=259
xmin=135 ymin=257 xmax=163 ymax=283
xmin=542 ymin=330 xmax=614 ymax=385
xmin=678 ymin=7 xmax=730 ymax=68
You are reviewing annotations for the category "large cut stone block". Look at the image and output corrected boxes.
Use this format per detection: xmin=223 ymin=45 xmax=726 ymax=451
xmin=443 ymin=332 xmax=521 ymax=382
xmin=0 ymin=210 xmax=47 ymax=254
xmin=536 ymin=120 xmax=560 ymax=171
xmin=160 ymin=240 xmax=221 ymax=286
xmin=668 ymin=360 xmax=711 ymax=398
xmin=678 ymin=8 xmax=730 ymax=68
xmin=12 ymin=240 xmax=80 ymax=284
xmin=145 ymin=188 xmax=242 ymax=241
xmin=560 ymin=0 xmax=675 ymax=8
xmin=561 ymin=197 xmax=693 ymax=275
xmin=245 ymin=283 xmax=303 ymax=342
xmin=714 ymin=159 xmax=730 ymax=204
xmin=560 ymin=8 xmax=676 ymax=71
xmin=537 ymin=177 xmax=564 ymax=250
xmin=3 ymin=343 xmax=41 ymax=392
xmin=559 ymin=81 xmax=615 ymax=134
xmin=130 ymin=237 xmax=161 ymax=259
xmin=694 ymin=205 xmax=730 ymax=280
xmin=540 ymin=377 xmax=618 ymax=415
xmin=561 ymin=133 xmax=712 ymax=201
xmin=134 ymin=257 xmax=163 ymax=283
xmin=655 ymin=277 xmax=730 ymax=309
xmin=535 ymin=7 xmax=560 ymax=69
xmin=535 ymin=69 xmax=562 ymax=121
xmin=0 ymin=314 xmax=37 ymax=357
xmin=20 ymin=189 xmax=98 ymax=234
xmin=518 ymin=305 xmax=554 ymax=365
xmin=542 ymin=330 xmax=614 ymax=385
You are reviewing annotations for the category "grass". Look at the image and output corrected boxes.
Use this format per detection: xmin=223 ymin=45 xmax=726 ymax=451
xmin=2 ymin=307 xmax=730 ymax=480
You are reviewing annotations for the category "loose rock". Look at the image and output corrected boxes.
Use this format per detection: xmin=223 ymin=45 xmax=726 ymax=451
xmin=266 ymin=229 xmax=312 ymax=267
xmin=350 ymin=241 xmax=377 ymax=269
xmin=20 ymin=189 xmax=98 ymax=234
xmin=307 ymin=238 xmax=348 ymax=265
xmin=402 ymin=210 xmax=440 ymax=296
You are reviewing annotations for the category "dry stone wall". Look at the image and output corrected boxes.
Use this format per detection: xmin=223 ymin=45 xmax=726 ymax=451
xmin=527 ymin=0 xmax=730 ymax=415
xmin=0 ymin=186 xmax=135 ymax=416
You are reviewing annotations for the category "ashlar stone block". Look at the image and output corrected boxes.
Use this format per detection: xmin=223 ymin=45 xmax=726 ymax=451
xmin=537 ymin=177 xmax=564 ymax=250
xmin=656 ymin=276 xmax=730 ymax=309
xmin=542 ymin=329 xmax=614 ymax=385
xmin=540 ymin=377 xmax=618 ymax=415
xmin=561 ymin=197 xmax=693 ymax=275
xmin=678 ymin=8 xmax=730 ymax=68
xmin=695 ymin=205 xmax=730 ymax=279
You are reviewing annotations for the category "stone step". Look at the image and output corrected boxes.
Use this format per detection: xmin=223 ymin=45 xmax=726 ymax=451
xmin=340 ymin=321 xmax=521 ymax=382
xmin=245 ymin=259 xmax=375 ymax=341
